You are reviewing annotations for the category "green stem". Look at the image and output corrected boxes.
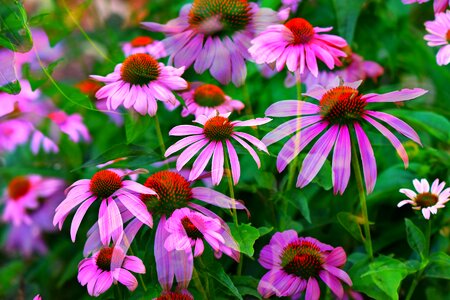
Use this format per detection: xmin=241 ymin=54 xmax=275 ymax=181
xmin=123 ymin=237 xmax=148 ymax=292
xmin=114 ymin=284 xmax=123 ymax=300
xmin=224 ymin=155 xmax=238 ymax=226
xmin=153 ymin=115 xmax=167 ymax=156
xmin=193 ymin=268 xmax=208 ymax=300
xmin=242 ymin=83 xmax=254 ymax=118
xmin=351 ymin=138 xmax=373 ymax=259
xmin=405 ymin=220 xmax=431 ymax=300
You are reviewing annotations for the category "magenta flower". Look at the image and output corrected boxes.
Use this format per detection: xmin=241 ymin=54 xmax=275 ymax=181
xmin=91 ymin=53 xmax=187 ymax=116
xmin=165 ymin=111 xmax=271 ymax=185
xmin=78 ymin=246 xmax=145 ymax=297
xmin=122 ymin=36 xmax=166 ymax=58
xmin=48 ymin=111 xmax=91 ymax=143
xmin=179 ymin=83 xmax=244 ymax=118
xmin=30 ymin=130 xmax=59 ymax=154
xmin=53 ymin=169 xmax=156 ymax=244
xmin=424 ymin=11 xmax=450 ymax=66
xmin=0 ymin=120 xmax=32 ymax=153
xmin=257 ymin=230 xmax=352 ymax=300
xmin=165 ymin=208 xmax=233 ymax=258
xmin=402 ymin=0 xmax=449 ymax=13
xmin=249 ymin=18 xmax=347 ymax=77
xmin=398 ymin=178 xmax=450 ymax=219
xmin=142 ymin=0 xmax=288 ymax=86
xmin=262 ymin=78 xmax=427 ymax=194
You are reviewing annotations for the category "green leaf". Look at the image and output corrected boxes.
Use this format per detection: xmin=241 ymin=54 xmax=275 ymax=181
xmin=385 ymin=110 xmax=450 ymax=143
xmin=125 ymin=112 xmax=152 ymax=144
xmin=311 ymin=159 xmax=332 ymax=191
xmin=231 ymin=276 xmax=262 ymax=299
xmin=0 ymin=260 xmax=24 ymax=296
xmin=350 ymin=255 xmax=409 ymax=300
xmin=290 ymin=190 xmax=312 ymax=223
xmin=257 ymin=226 xmax=273 ymax=237
xmin=28 ymin=13 xmax=50 ymax=27
xmin=333 ymin=0 xmax=365 ymax=44
xmin=228 ymin=223 xmax=261 ymax=257
xmin=0 ymin=0 xmax=33 ymax=52
xmin=424 ymin=252 xmax=450 ymax=280
xmin=404 ymin=218 xmax=426 ymax=259
xmin=337 ymin=212 xmax=364 ymax=242
xmin=23 ymin=58 xmax=64 ymax=90
xmin=207 ymin=262 xmax=243 ymax=300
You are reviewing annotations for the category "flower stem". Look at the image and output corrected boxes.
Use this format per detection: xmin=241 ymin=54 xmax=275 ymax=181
xmin=405 ymin=220 xmax=432 ymax=300
xmin=193 ymin=267 xmax=209 ymax=300
xmin=114 ymin=284 xmax=123 ymax=300
xmin=126 ymin=243 xmax=148 ymax=292
xmin=350 ymin=138 xmax=373 ymax=259
xmin=242 ymin=83 xmax=254 ymax=118
xmin=153 ymin=115 xmax=167 ymax=156
xmin=224 ymin=155 xmax=239 ymax=226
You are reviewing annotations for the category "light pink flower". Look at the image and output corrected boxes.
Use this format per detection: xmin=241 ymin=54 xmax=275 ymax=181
xmin=165 ymin=111 xmax=271 ymax=185
xmin=249 ymin=18 xmax=347 ymax=77
xmin=402 ymin=0 xmax=449 ymax=13
xmin=165 ymin=208 xmax=233 ymax=258
xmin=257 ymin=230 xmax=352 ymax=300
xmin=78 ymin=246 xmax=145 ymax=297
xmin=179 ymin=82 xmax=244 ymax=118
xmin=0 ymin=119 xmax=32 ymax=153
xmin=0 ymin=80 xmax=40 ymax=117
xmin=142 ymin=0 xmax=288 ymax=86
xmin=48 ymin=111 xmax=91 ymax=143
xmin=398 ymin=178 xmax=450 ymax=219
xmin=91 ymin=53 xmax=187 ymax=116
xmin=30 ymin=130 xmax=59 ymax=154
xmin=53 ymin=169 xmax=156 ymax=245
xmin=122 ymin=36 xmax=166 ymax=58
xmin=424 ymin=11 xmax=450 ymax=66
xmin=262 ymin=78 xmax=427 ymax=194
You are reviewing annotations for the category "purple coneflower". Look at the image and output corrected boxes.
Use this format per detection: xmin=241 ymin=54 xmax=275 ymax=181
xmin=122 ymin=36 xmax=166 ymax=58
xmin=91 ymin=53 xmax=187 ymax=116
xmin=165 ymin=111 xmax=270 ymax=185
xmin=398 ymin=178 xmax=450 ymax=219
xmin=48 ymin=111 xmax=91 ymax=143
xmin=249 ymin=18 xmax=347 ymax=77
xmin=424 ymin=11 xmax=450 ymax=66
xmin=262 ymin=78 xmax=427 ymax=194
xmin=142 ymin=0 xmax=288 ymax=86
xmin=402 ymin=0 xmax=449 ymax=13
xmin=258 ymin=230 xmax=352 ymax=300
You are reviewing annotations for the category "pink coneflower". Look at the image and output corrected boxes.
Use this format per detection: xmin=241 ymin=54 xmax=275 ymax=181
xmin=281 ymin=0 xmax=302 ymax=12
xmin=179 ymin=83 xmax=244 ymax=118
xmin=0 ymin=80 xmax=40 ymax=117
xmin=156 ymin=291 xmax=194 ymax=300
xmin=262 ymin=78 xmax=427 ymax=194
xmin=249 ymin=18 xmax=347 ymax=77
xmin=398 ymin=179 xmax=450 ymax=219
xmin=53 ymin=169 xmax=156 ymax=244
xmin=122 ymin=36 xmax=166 ymax=58
xmin=257 ymin=230 xmax=352 ymax=300
xmin=424 ymin=11 xmax=450 ymax=66
xmin=0 ymin=120 xmax=32 ymax=153
xmin=78 ymin=246 xmax=145 ymax=297
xmin=142 ymin=0 xmax=288 ymax=86
xmin=48 ymin=111 xmax=91 ymax=143
xmin=336 ymin=51 xmax=384 ymax=83
xmin=30 ymin=130 xmax=59 ymax=154
xmin=165 ymin=111 xmax=270 ymax=185
xmin=402 ymin=0 xmax=449 ymax=13
xmin=165 ymin=208 xmax=233 ymax=257
xmin=90 ymin=53 xmax=187 ymax=116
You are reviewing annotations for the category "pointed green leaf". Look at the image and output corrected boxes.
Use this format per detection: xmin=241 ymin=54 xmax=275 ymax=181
xmin=404 ymin=218 xmax=426 ymax=259
xmin=337 ymin=212 xmax=364 ymax=242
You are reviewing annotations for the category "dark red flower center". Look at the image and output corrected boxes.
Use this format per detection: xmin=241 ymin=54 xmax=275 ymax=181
xmin=415 ymin=192 xmax=438 ymax=208
xmin=281 ymin=240 xmax=324 ymax=278
xmin=319 ymin=86 xmax=366 ymax=124
xmin=142 ymin=171 xmax=192 ymax=216
xmin=89 ymin=170 xmax=122 ymax=198
xmin=48 ymin=111 xmax=68 ymax=125
xmin=130 ymin=36 xmax=154 ymax=47
xmin=76 ymin=79 xmax=103 ymax=99
xmin=120 ymin=53 xmax=160 ymax=85
xmin=157 ymin=292 xmax=194 ymax=300
xmin=446 ymin=30 xmax=450 ymax=42
xmin=8 ymin=177 xmax=31 ymax=200
xmin=285 ymin=18 xmax=315 ymax=44
xmin=96 ymin=247 xmax=114 ymax=271
xmin=181 ymin=217 xmax=203 ymax=239
xmin=203 ymin=115 xmax=234 ymax=141
xmin=188 ymin=0 xmax=251 ymax=36
xmin=194 ymin=84 xmax=226 ymax=107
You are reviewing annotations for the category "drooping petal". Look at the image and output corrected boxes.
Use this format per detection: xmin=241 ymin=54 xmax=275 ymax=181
xmin=176 ymin=139 xmax=209 ymax=171
xmin=70 ymin=196 xmax=96 ymax=242
xmin=117 ymin=269 xmax=138 ymax=291
xmin=155 ymin=217 xmax=174 ymax=291
xmin=232 ymin=135 xmax=261 ymax=168
xmin=191 ymin=187 xmax=248 ymax=211
xmin=262 ymin=115 xmax=322 ymax=146
xmin=354 ymin=123 xmax=377 ymax=194
xmin=305 ymin=277 xmax=320 ymax=300
xmin=319 ymin=270 xmax=344 ymax=299
xmin=226 ymin=140 xmax=240 ymax=185
xmin=115 ymin=191 xmax=153 ymax=227
xmin=332 ymin=126 xmax=351 ymax=195
xmin=189 ymin=141 xmax=216 ymax=181
xmin=211 ymin=141 xmax=224 ymax=185
xmin=165 ymin=134 xmax=205 ymax=157
xmin=364 ymin=88 xmax=427 ymax=103
xmin=265 ymin=100 xmax=320 ymax=117
xmin=169 ymin=125 xmax=204 ymax=136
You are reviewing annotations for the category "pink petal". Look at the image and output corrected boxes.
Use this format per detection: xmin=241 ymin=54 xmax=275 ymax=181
xmin=265 ymin=100 xmax=320 ymax=117
xmin=211 ymin=141 xmax=224 ymax=185
xmin=176 ymin=139 xmax=209 ymax=170
xmin=154 ymin=217 xmax=174 ymax=290
xmin=323 ymin=265 xmax=352 ymax=286
xmin=305 ymin=277 xmax=320 ymax=300
xmin=123 ymin=256 xmax=146 ymax=274
xmin=305 ymin=45 xmax=319 ymax=77
xmin=189 ymin=141 xmax=216 ymax=181
xmin=262 ymin=115 xmax=322 ymax=146
xmin=70 ymin=196 xmax=96 ymax=242
xmin=364 ymin=88 xmax=428 ymax=103
xmin=115 ymin=191 xmax=153 ymax=227
xmin=226 ymin=140 xmax=240 ymax=185
xmin=117 ymin=269 xmax=138 ymax=291
xmin=233 ymin=131 xmax=268 ymax=153
xmin=354 ymin=123 xmax=377 ymax=194
xmin=232 ymin=135 xmax=261 ymax=168
xmin=231 ymin=118 xmax=272 ymax=127
xmin=165 ymin=134 xmax=205 ymax=157
xmin=325 ymin=247 xmax=347 ymax=267
xmin=191 ymin=187 xmax=247 ymax=211
xmin=169 ymin=125 xmax=204 ymax=136
xmin=319 ymin=270 xmax=344 ymax=299
xmin=92 ymin=271 xmax=113 ymax=296
xmin=332 ymin=126 xmax=351 ymax=195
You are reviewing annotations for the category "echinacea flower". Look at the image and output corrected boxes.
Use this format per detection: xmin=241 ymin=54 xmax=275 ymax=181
xmin=165 ymin=208 xmax=231 ymax=257
xmin=122 ymin=36 xmax=166 ymax=58
xmin=249 ymin=18 xmax=347 ymax=77
xmin=156 ymin=291 xmax=194 ymax=300
xmin=48 ymin=111 xmax=91 ymax=143
xmin=179 ymin=82 xmax=244 ymax=117
xmin=91 ymin=53 xmax=187 ymax=116
xmin=78 ymin=246 xmax=145 ymax=297
xmin=142 ymin=0 xmax=288 ymax=86
xmin=402 ymin=0 xmax=449 ymax=13
xmin=165 ymin=111 xmax=271 ymax=185
xmin=258 ymin=230 xmax=352 ymax=300
xmin=281 ymin=0 xmax=302 ymax=12
xmin=53 ymin=169 xmax=156 ymax=245
xmin=424 ymin=11 xmax=450 ymax=66
xmin=30 ymin=130 xmax=59 ymax=154
xmin=262 ymin=78 xmax=427 ymax=194
xmin=398 ymin=178 xmax=450 ymax=219
xmin=0 ymin=119 xmax=32 ymax=153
